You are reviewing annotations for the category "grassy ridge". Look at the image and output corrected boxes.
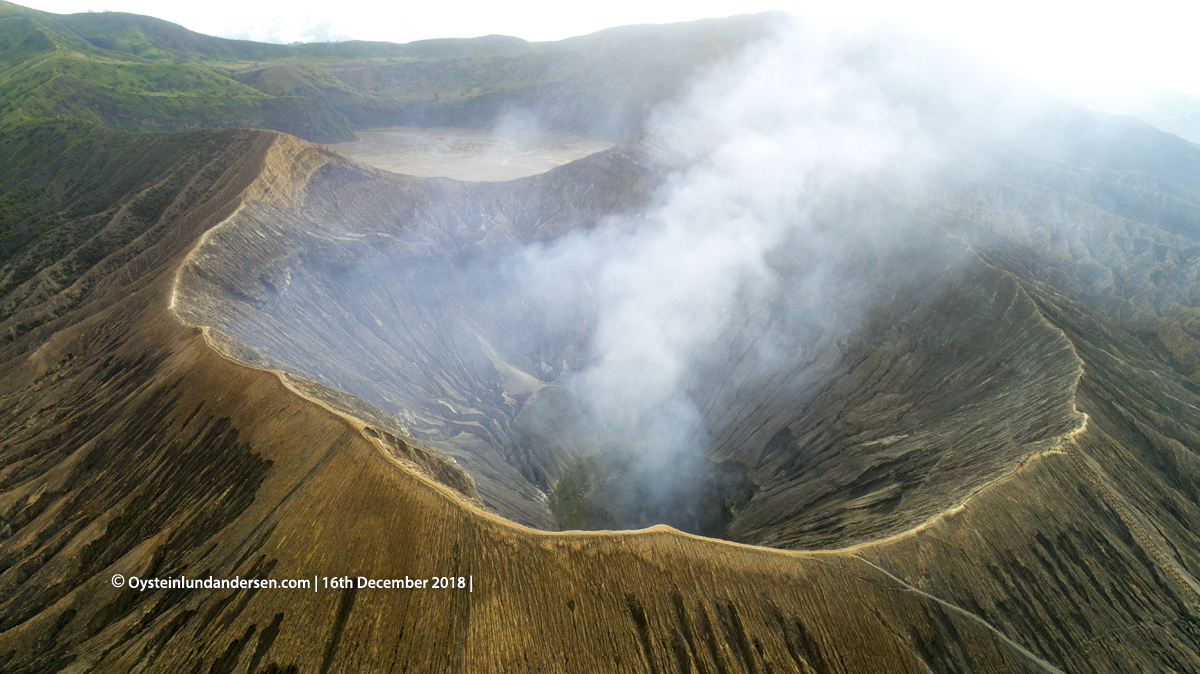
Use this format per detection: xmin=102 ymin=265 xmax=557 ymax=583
xmin=0 ymin=2 xmax=362 ymax=141
xmin=0 ymin=121 xmax=252 ymax=330
xmin=55 ymin=10 xmax=541 ymax=64
xmin=1 ymin=60 xmax=353 ymax=139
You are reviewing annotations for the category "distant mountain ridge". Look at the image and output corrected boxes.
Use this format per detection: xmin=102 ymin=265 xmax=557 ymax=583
xmin=0 ymin=1 xmax=786 ymax=141
xmin=1066 ymin=88 xmax=1200 ymax=145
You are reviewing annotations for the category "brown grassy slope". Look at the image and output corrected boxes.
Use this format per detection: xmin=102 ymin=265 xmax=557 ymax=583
xmin=0 ymin=128 xmax=1196 ymax=672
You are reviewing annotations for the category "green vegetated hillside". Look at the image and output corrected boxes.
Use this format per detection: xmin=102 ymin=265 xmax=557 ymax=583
xmin=0 ymin=0 xmax=783 ymax=141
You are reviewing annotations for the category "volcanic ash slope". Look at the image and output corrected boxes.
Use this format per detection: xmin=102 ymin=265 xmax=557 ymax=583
xmin=0 ymin=126 xmax=1199 ymax=672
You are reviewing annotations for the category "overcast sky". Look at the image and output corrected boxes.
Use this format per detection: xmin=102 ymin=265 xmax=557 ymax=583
xmin=18 ymin=0 xmax=1200 ymax=95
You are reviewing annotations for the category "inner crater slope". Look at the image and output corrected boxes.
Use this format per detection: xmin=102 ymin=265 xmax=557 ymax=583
xmin=173 ymin=132 xmax=1086 ymax=548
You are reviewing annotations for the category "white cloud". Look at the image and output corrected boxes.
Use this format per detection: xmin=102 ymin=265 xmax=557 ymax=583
xmin=502 ymin=23 xmax=949 ymax=471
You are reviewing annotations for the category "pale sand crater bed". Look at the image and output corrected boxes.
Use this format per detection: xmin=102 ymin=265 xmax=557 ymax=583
xmin=326 ymin=126 xmax=615 ymax=181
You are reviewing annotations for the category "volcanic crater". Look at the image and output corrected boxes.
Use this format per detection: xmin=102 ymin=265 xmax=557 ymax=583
xmin=172 ymin=131 xmax=1086 ymax=550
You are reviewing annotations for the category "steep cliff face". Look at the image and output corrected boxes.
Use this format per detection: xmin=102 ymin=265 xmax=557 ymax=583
xmin=171 ymin=133 xmax=672 ymax=528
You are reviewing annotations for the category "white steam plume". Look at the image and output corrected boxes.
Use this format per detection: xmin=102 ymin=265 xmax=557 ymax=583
xmin=516 ymin=22 xmax=945 ymax=475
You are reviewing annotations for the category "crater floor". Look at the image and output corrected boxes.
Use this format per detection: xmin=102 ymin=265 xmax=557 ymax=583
xmin=325 ymin=126 xmax=615 ymax=181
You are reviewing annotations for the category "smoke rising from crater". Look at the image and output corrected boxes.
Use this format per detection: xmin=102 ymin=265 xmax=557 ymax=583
xmin=510 ymin=22 xmax=950 ymax=480
xmin=175 ymin=17 xmax=1064 ymax=532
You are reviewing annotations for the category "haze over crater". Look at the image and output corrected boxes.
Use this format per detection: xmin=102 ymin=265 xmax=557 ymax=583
xmin=173 ymin=23 xmax=1102 ymax=544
